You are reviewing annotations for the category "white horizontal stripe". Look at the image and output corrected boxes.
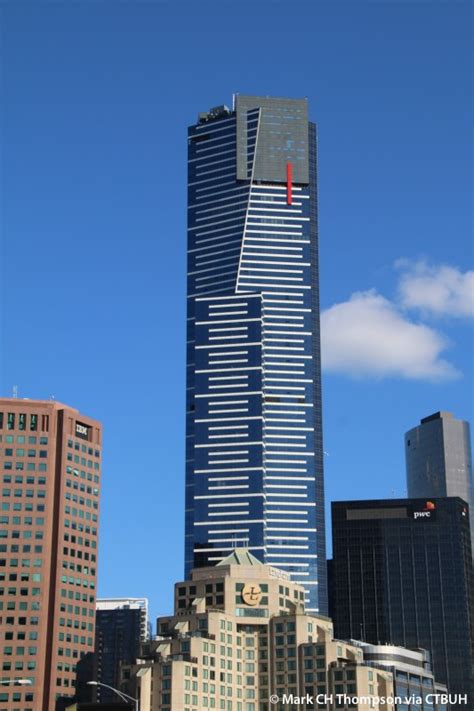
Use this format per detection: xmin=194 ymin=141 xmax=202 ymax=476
xmin=243 ymin=260 xmax=309 ymax=267
xmin=263 ymin=353 xmax=312 ymax=359
xmin=239 ymin=283 xmax=310 ymax=290
xmin=208 ymin=459 xmax=250 ymax=465
xmin=264 ymin=330 xmax=310 ymax=337
xmin=194 ymin=116 xmax=235 ymax=131
xmin=188 ymin=262 xmax=237 ymax=277
xmin=241 ymin=274 xmax=303 ymax=282
xmin=208 ymin=301 xmax=250 ymax=308
xmin=208 ymin=359 xmax=249 ymax=365
xmin=241 ymin=265 xmax=304 ymax=274
xmin=197 ymin=293 xmax=260 ymax=302
xmin=196 ymin=441 xmax=262 ymax=448
xmin=189 ymin=149 xmax=236 ymax=165
xmin=194 ymin=465 xmax=263 ymax=472
xmin=265 ymin=377 xmax=311 ymax=383
xmin=197 ymin=342 xmax=261 ymax=350
xmin=267 ymin=527 xmax=316 ymax=532
xmin=264 ymin=304 xmax=308 ymax=310
xmin=209 ymin=485 xmax=249 ymax=490
xmin=265 ymin=468 xmax=308 ymax=474
xmin=264 ymin=491 xmax=307 ymax=497
xmin=196 ymin=416 xmax=262 ymax=424
xmin=194 ymin=179 xmax=236 ymax=193
xmin=196 ymin=164 xmax=238 ymax=178
xmin=208 ymin=530 xmax=250 ymax=535
xmin=195 ymin=268 xmax=237 ymax=283
xmin=208 ymin=383 xmax=248 ymax=390
xmin=266 ymin=519 xmax=308 ymax=524
xmin=249 ymin=206 xmax=303 ymax=214
xmin=208 ymin=374 xmax=249 ymax=381
xmin=208 ymin=476 xmax=249 ymax=481
xmin=194 ymin=519 xmax=264 ymax=526
xmin=189 ymin=214 xmax=245 ymax=232
xmin=244 ymin=243 xmax=303 ymax=251
xmin=265 ymin=485 xmax=307 ymax=490
xmin=208 ymin=424 xmax=249 ymax=430
xmin=197 ymin=390 xmax=261 ymax=398
xmin=194 ymin=252 xmax=240 ymax=268
xmin=248 ymin=214 xmax=308 ymax=222
xmin=266 ymin=477 xmax=314 ymax=481
xmin=197 ymin=318 xmax=259 ymax=325
xmin=269 ymin=554 xmax=317 ymax=558
xmin=197 ymin=366 xmax=259 ymax=373
xmin=188 ymin=172 xmax=234 ymax=187
xmin=196 ymin=206 xmax=246 ymax=222
xmin=196 ymin=493 xmax=263 ymax=500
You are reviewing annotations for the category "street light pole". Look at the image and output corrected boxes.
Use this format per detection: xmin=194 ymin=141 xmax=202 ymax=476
xmin=87 ymin=680 xmax=139 ymax=711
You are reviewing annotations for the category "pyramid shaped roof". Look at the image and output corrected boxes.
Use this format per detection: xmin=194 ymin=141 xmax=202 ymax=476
xmin=216 ymin=548 xmax=263 ymax=567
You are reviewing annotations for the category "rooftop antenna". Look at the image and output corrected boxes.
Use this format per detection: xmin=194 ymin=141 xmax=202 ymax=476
xmin=50 ymin=394 xmax=55 ymax=401
xmin=12 ymin=385 xmax=18 ymax=399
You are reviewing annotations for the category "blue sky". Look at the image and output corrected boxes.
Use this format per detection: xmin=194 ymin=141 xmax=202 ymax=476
xmin=2 ymin=1 xmax=472 ymax=620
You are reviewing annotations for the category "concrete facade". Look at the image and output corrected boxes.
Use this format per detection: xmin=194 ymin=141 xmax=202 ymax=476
xmin=123 ymin=551 xmax=394 ymax=711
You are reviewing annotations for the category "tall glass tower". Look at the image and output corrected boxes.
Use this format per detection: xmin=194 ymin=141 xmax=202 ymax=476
xmin=405 ymin=411 xmax=473 ymax=553
xmin=185 ymin=95 xmax=326 ymax=612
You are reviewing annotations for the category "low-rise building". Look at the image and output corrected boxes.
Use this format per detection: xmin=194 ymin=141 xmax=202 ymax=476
xmin=352 ymin=643 xmax=449 ymax=711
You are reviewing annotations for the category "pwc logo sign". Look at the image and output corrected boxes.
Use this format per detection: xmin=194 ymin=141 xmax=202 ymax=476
xmin=413 ymin=501 xmax=436 ymax=520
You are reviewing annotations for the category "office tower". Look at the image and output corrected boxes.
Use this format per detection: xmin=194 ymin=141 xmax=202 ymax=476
xmin=0 ymin=399 xmax=102 ymax=711
xmin=92 ymin=598 xmax=149 ymax=704
xmin=331 ymin=498 xmax=474 ymax=709
xmin=185 ymin=95 xmax=326 ymax=613
xmin=405 ymin=411 xmax=473 ymax=549
xmin=123 ymin=550 xmax=394 ymax=711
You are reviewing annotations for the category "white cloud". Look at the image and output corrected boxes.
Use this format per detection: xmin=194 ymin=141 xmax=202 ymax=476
xmin=396 ymin=260 xmax=474 ymax=318
xmin=321 ymin=290 xmax=459 ymax=381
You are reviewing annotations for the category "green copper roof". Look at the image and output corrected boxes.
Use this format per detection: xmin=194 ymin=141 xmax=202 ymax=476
xmin=216 ymin=549 xmax=263 ymax=567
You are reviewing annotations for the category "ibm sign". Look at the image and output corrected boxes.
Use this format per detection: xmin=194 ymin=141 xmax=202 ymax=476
xmin=75 ymin=422 xmax=90 ymax=441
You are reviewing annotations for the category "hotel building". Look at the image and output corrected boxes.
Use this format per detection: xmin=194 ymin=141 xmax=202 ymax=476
xmin=123 ymin=550 xmax=395 ymax=711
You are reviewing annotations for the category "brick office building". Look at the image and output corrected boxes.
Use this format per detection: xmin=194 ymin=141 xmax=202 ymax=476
xmin=0 ymin=399 xmax=102 ymax=711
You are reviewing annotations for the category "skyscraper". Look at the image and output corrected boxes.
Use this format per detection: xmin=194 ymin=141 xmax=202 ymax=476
xmin=185 ymin=95 xmax=325 ymax=612
xmin=0 ymin=399 xmax=102 ymax=711
xmin=91 ymin=598 xmax=149 ymax=704
xmin=405 ymin=411 xmax=473 ymax=547
xmin=331 ymin=497 xmax=474 ymax=709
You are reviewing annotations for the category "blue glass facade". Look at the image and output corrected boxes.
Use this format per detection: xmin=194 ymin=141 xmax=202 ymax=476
xmin=185 ymin=96 xmax=326 ymax=613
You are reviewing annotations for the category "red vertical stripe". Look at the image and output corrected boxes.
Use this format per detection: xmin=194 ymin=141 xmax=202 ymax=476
xmin=287 ymin=162 xmax=293 ymax=205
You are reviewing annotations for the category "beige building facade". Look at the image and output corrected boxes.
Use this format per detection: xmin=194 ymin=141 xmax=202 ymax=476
xmin=0 ymin=399 xmax=102 ymax=711
xmin=124 ymin=550 xmax=394 ymax=711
